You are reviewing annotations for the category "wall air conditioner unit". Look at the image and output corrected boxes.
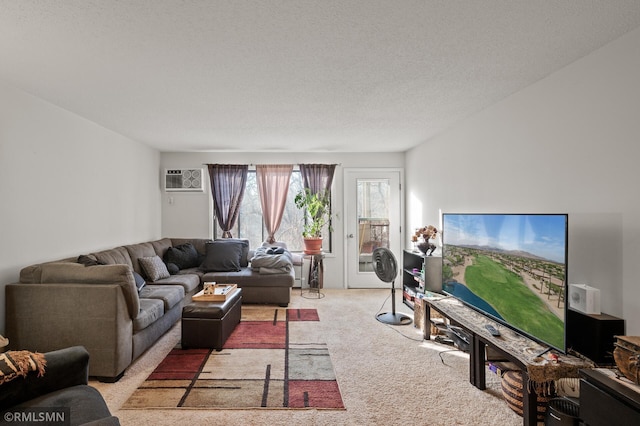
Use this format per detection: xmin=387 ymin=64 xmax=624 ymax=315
xmin=164 ymin=169 xmax=205 ymax=192
xmin=568 ymin=284 xmax=601 ymax=315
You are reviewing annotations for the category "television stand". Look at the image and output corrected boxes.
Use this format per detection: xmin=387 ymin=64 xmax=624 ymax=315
xmin=535 ymin=346 xmax=552 ymax=358
xmin=424 ymin=297 xmax=593 ymax=426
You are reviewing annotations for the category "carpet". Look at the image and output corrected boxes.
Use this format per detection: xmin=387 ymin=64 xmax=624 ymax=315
xmin=123 ymin=307 xmax=345 ymax=410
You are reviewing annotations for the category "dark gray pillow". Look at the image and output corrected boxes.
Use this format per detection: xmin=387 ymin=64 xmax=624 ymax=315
xmin=166 ymin=262 xmax=179 ymax=275
xmin=214 ymin=238 xmax=250 ymax=267
xmin=77 ymin=254 xmax=105 ymax=267
xmin=200 ymin=241 xmax=243 ymax=272
xmin=133 ymin=271 xmax=146 ymax=292
xmin=164 ymin=243 xmax=200 ymax=270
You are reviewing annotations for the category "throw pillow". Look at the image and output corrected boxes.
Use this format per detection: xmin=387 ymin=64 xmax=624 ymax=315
xmin=200 ymin=241 xmax=243 ymax=272
xmin=77 ymin=254 xmax=104 ymax=267
xmin=166 ymin=262 xmax=180 ymax=275
xmin=0 ymin=351 xmax=47 ymax=385
xmin=214 ymin=238 xmax=250 ymax=267
xmin=164 ymin=243 xmax=200 ymax=270
xmin=139 ymin=256 xmax=170 ymax=282
xmin=133 ymin=271 xmax=146 ymax=292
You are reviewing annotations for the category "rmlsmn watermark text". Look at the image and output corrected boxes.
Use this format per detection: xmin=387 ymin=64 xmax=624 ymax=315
xmin=3 ymin=408 xmax=70 ymax=425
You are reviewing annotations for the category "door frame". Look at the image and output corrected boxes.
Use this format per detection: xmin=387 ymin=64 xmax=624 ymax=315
xmin=343 ymin=167 xmax=404 ymax=288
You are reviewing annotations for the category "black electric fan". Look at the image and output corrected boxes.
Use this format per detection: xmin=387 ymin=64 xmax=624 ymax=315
xmin=373 ymin=247 xmax=412 ymax=326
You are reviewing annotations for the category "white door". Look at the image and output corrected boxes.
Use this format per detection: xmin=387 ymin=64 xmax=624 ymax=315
xmin=344 ymin=168 xmax=402 ymax=288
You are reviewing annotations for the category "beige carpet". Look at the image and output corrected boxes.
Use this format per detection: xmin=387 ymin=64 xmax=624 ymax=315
xmin=92 ymin=289 xmax=522 ymax=425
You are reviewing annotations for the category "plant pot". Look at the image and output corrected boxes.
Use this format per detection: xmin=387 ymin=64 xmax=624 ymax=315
xmin=303 ymin=237 xmax=323 ymax=254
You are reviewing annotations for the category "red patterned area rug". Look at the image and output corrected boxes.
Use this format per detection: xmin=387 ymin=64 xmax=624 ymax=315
xmin=123 ymin=308 xmax=345 ymax=410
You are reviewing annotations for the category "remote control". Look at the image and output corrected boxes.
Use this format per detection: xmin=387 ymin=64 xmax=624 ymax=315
xmin=485 ymin=324 xmax=500 ymax=336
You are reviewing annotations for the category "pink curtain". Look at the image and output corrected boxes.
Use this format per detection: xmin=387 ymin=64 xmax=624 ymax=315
xmin=256 ymin=164 xmax=293 ymax=243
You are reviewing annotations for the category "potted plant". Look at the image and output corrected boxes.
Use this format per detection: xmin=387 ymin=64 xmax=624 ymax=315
xmin=294 ymin=188 xmax=332 ymax=254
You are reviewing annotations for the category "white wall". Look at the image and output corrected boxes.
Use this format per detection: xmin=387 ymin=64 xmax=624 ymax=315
xmin=0 ymin=82 xmax=162 ymax=334
xmin=161 ymin=152 xmax=405 ymax=289
xmin=406 ymin=27 xmax=640 ymax=334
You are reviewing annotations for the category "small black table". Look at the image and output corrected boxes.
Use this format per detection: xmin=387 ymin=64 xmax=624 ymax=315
xmin=181 ymin=288 xmax=242 ymax=350
xmin=301 ymin=253 xmax=325 ymax=299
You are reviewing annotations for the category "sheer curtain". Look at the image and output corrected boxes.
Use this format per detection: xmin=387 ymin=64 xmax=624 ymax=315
xmin=256 ymin=164 xmax=293 ymax=243
xmin=299 ymin=164 xmax=336 ymax=194
xmin=206 ymin=164 xmax=248 ymax=238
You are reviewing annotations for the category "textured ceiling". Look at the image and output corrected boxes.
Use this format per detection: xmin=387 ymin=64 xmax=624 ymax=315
xmin=2 ymin=1 xmax=640 ymax=153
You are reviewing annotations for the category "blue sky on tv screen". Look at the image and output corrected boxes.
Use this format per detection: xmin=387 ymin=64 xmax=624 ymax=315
xmin=443 ymin=214 xmax=567 ymax=263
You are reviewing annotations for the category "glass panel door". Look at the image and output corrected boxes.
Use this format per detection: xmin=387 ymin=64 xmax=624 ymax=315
xmin=345 ymin=169 xmax=401 ymax=289
xmin=357 ymin=179 xmax=390 ymax=272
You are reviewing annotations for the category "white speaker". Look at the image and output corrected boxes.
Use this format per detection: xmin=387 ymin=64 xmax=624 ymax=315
xmin=568 ymin=284 xmax=601 ymax=315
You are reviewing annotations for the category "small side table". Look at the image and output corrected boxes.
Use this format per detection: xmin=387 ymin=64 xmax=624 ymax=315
xmin=301 ymin=252 xmax=325 ymax=299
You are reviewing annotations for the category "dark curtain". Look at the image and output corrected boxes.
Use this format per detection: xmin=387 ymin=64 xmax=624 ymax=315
xmin=299 ymin=164 xmax=336 ymax=194
xmin=206 ymin=164 xmax=248 ymax=238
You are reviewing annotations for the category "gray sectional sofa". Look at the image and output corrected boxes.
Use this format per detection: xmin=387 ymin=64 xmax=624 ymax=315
xmin=5 ymin=238 xmax=296 ymax=382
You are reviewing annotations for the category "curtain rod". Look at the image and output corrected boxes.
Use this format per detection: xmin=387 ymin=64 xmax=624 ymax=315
xmin=201 ymin=163 xmax=341 ymax=166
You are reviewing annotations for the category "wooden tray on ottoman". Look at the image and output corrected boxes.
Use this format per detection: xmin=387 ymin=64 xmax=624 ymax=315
xmin=614 ymin=335 xmax=640 ymax=384
xmin=192 ymin=284 xmax=237 ymax=302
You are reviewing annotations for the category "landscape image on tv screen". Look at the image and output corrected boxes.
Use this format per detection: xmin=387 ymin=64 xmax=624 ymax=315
xmin=442 ymin=213 xmax=568 ymax=351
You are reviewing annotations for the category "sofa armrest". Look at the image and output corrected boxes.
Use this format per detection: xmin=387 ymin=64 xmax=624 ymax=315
xmin=0 ymin=346 xmax=89 ymax=410
xmin=39 ymin=263 xmax=140 ymax=319
xmin=5 ymin=283 xmax=133 ymax=379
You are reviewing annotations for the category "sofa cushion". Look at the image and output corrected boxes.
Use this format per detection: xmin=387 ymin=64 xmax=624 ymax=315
xmin=19 ymin=264 xmax=43 ymax=284
xmin=202 ymin=267 xmax=295 ymax=288
xmin=150 ymin=238 xmax=173 ymax=259
xmin=19 ymin=257 xmax=88 ymax=284
xmin=139 ymin=256 xmax=170 ymax=282
xmin=164 ymin=243 xmax=200 ymax=270
xmin=153 ymin=274 xmax=201 ymax=294
xmin=139 ymin=285 xmax=184 ymax=311
xmin=92 ymin=247 xmax=133 ymax=270
xmin=200 ymin=241 xmax=243 ymax=272
xmin=133 ymin=298 xmax=164 ymax=331
xmin=124 ymin=242 xmax=157 ymax=276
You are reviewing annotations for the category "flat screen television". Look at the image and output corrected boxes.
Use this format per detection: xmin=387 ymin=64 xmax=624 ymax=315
xmin=441 ymin=213 xmax=568 ymax=352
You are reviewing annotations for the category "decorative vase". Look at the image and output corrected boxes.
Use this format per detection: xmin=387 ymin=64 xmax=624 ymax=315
xmin=303 ymin=237 xmax=323 ymax=254
xmin=417 ymin=241 xmax=436 ymax=256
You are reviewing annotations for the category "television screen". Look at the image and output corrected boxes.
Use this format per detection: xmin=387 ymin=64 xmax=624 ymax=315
xmin=442 ymin=213 xmax=568 ymax=352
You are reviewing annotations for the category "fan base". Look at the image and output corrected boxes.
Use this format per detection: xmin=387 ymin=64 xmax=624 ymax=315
xmin=376 ymin=311 xmax=412 ymax=326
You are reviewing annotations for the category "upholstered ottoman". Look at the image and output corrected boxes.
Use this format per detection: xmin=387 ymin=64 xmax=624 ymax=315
xmin=181 ymin=288 xmax=242 ymax=350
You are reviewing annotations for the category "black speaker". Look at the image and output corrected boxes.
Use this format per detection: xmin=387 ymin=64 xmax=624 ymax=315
xmin=566 ymin=308 xmax=625 ymax=365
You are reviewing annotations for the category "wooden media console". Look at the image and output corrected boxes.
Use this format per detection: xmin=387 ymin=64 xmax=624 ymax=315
xmin=423 ymin=296 xmax=593 ymax=426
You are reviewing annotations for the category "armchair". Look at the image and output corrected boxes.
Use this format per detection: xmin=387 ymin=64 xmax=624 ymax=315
xmin=0 ymin=346 xmax=119 ymax=425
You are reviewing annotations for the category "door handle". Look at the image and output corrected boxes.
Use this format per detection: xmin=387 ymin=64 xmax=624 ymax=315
xmin=347 ymin=233 xmax=354 ymax=238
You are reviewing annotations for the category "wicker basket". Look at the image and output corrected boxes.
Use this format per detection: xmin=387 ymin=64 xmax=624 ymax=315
xmin=500 ymin=370 xmax=555 ymax=421
xmin=613 ymin=335 xmax=640 ymax=384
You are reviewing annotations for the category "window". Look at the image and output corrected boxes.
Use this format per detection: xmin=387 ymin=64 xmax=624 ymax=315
xmin=213 ymin=170 xmax=332 ymax=252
